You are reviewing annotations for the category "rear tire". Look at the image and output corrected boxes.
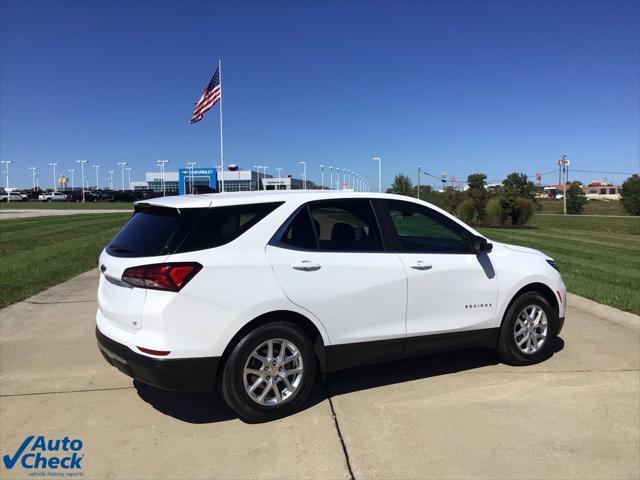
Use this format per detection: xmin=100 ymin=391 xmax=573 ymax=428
xmin=221 ymin=321 xmax=317 ymax=422
xmin=498 ymin=292 xmax=557 ymax=366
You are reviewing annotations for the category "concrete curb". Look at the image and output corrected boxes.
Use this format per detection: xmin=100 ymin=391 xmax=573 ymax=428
xmin=567 ymin=292 xmax=639 ymax=331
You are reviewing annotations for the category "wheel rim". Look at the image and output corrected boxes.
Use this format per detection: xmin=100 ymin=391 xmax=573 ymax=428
xmin=514 ymin=304 xmax=548 ymax=354
xmin=243 ymin=338 xmax=304 ymax=406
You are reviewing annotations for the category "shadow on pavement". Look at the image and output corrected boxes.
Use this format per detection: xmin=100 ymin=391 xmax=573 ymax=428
xmin=134 ymin=337 xmax=564 ymax=424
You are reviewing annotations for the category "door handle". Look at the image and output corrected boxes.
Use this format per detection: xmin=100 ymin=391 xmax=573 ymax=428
xmin=409 ymin=261 xmax=432 ymax=271
xmin=291 ymin=261 xmax=321 ymax=272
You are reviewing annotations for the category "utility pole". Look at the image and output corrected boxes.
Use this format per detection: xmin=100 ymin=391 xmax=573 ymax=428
xmin=417 ymin=165 xmax=422 ymax=199
xmin=560 ymin=154 xmax=569 ymax=215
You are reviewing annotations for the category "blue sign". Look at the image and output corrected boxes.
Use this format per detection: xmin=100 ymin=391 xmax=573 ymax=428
xmin=178 ymin=167 xmax=217 ymax=195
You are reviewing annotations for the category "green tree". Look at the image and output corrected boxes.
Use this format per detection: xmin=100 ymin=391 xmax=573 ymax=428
xmin=566 ymin=181 xmax=587 ymax=214
xmin=620 ymin=174 xmax=640 ymax=215
xmin=500 ymin=172 xmax=537 ymax=225
xmin=390 ymin=174 xmax=414 ymax=197
xmin=465 ymin=173 xmax=488 ymax=224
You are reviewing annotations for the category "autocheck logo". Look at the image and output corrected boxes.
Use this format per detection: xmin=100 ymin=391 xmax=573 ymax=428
xmin=2 ymin=435 xmax=84 ymax=473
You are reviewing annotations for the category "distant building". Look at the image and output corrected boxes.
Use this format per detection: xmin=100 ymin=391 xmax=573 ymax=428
xmin=541 ymin=180 xmax=621 ymax=200
xmin=144 ymin=167 xmax=304 ymax=194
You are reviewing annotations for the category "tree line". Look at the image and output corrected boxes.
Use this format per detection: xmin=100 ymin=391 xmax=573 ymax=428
xmin=388 ymin=172 xmax=640 ymax=225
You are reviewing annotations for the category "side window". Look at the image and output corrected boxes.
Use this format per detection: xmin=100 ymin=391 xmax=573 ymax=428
xmin=383 ymin=199 xmax=470 ymax=254
xmin=280 ymin=207 xmax=317 ymax=250
xmin=309 ymin=200 xmax=383 ymax=252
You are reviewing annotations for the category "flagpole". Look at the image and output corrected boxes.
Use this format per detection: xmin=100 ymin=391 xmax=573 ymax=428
xmin=218 ymin=58 xmax=225 ymax=192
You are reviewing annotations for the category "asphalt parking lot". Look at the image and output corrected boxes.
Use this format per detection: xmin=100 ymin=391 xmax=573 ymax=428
xmin=1 ymin=270 xmax=638 ymax=479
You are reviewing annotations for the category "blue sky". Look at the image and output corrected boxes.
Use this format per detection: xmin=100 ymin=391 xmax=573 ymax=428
xmin=1 ymin=0 xmax=638 ymax=190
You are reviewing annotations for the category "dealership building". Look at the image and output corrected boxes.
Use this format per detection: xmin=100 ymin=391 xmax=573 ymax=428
xmin=143 ymin=167 xmax=302 ymax=194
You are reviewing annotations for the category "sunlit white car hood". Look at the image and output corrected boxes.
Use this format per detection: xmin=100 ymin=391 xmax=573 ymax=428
xmin=499 ymin=243 xmax=552 ymax=260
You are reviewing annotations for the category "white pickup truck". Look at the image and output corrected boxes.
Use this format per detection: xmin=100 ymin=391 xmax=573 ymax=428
xmin=38 ymin=192 xmax=68 ymax=202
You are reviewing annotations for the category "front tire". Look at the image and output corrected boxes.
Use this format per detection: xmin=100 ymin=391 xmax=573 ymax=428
xmin=498 ymin=292 xmax=557 ymax=366
xmin=221 ymin=322 xmax=317 ymax=422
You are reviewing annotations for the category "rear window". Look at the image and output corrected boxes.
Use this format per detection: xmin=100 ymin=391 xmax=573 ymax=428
xmin=107 ymin=202 xmax=282 ymax=257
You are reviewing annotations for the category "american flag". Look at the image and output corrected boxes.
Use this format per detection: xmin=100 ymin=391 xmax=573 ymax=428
xmin=189 ymin=68 xmax=221 ymax=124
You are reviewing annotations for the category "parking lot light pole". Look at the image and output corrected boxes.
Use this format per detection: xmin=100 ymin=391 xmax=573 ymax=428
xmin=372 ymin=156 xmax=382 ymax=193
xmin=48 ymin=162 xmax=59 ymax=192
xmin=299 ymin=161 xmax=307 ymax=190
xmin=76 ymin=160 xmax=88 ymax=202
xmin=320 ymin=165 xmax=324 ymax=190
xmin=156 ymin=160 xmax=168 ymax=196
xmin=1 ymin=161 xmax=12 ymax=202
xmin=29 ymin=167 xmax=37 ymax=191
xmin=262 ymin=166 xmax=269 ymax=190
xmin=187 ymin=162 xmax=197 ymax=194
xmin=107 ymin=170 xmax=114 ymax=190
xmin=125 ymin=167 xmax=132 ymax=191
xmin=117 ymin=162 xmax=127 ymax=193
xmin=328 ymin=166 xmax=333 ymax=190
xmin=276 ymin=167 xmax=282 ymax=190
xmin=93 ymin=164 xmax=101 ymax=190
xmin=68 ymin=169 xmax=75 ymax=190
xmin=342 ymin=168 xmax=346 ymax=190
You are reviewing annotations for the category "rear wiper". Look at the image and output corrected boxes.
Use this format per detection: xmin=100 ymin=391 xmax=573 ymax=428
xmin=109 ymin=245 xmax=135 ymax=253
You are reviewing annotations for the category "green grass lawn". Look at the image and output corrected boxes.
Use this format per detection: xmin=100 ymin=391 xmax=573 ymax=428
xmin=0 ymin=213 xmax=130 ymax=308
xmin=479 ymin=215 xmax=640 ymax=315
xmin=537 ymin=198 xmax=628 ymax=215
xmin=1 ymin=210 xmax=638 ymax=315
xmin=0 ymin=201 xmax=134 ymax=210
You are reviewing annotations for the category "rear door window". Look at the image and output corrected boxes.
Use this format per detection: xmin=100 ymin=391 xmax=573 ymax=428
xmin=107 ymin=202 xmax=282 ymax=257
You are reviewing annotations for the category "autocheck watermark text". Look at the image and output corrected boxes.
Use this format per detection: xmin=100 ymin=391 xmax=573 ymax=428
xmin=2 ymin=435 xmax=84 ymax=476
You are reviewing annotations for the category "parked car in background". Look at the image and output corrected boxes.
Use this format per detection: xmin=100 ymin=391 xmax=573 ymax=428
xmin=96 ymin=191 xmax=567 ymax=422
xmin=66 ymin=190 xmax=97 ymax=202
xmin=38 ymin=191 xmax=68 ymax=202
xmin=0 ymin=191 xmax=27 ymax=202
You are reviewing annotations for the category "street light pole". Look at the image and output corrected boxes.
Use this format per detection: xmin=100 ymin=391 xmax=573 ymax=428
xmin=68 ymin=169 xmax=75 ymax=190
xmin=187 ymin=162 xmax=197 ymax=194
xmin=320 ymin=165 xmax=325 ymax=190
xmin=107 ymin=170 xmax=114 ymax=190
xmin=48 ymin=163 xmax=59 ymax=192
xmin=1 ymin=161 xmax=12 ymax=202
xmin=125 ymin=167 xmax=132 ymax=191
xmin=156 ymin=160 xmax=168 ymax=196
xmin=76 ymin=160 xmax=88 ymax=202
xmin=117 ymin=162 xmax=127 ymax=193
xmin=342 ymin=168 xmax=346 ymax=190
xmin=372 ymin=157 xmax=382 ymax=192
xmin=29 ymin=167 xmax=37 ymax=191
xmin=93 ymin=165 xmax=100 ymax=190
xmin=262 ymin=166 xmax=269 ymax=190
xmin=329 ymin=166 xmax=333 ymax=191
xmin=276 ymin=167 xmax=282 ymax=190
xmin=299 ymin=161 xmax=307 ymax=190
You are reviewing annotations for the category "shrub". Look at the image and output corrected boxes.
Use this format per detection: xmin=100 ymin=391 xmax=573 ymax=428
xmin=485 ymin=197 xmax=504 ymax=225
xmin=457 ymin=199 xmax=477 ymax=224
xmin=620 ymin=174 xmax=640 ymax=215
xmin=566 ymin=182 xmax=587 ymax=214
xmin=516 ymin=198 xmax=534 ymax=225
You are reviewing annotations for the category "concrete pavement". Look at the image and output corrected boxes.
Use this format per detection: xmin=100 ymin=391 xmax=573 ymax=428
xmin=1 ymin=271 xmax=638 ymax=479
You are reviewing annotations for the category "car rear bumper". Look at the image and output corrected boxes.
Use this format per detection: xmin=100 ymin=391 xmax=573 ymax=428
xmin=96 ymin=328 xmax=220 ymax=392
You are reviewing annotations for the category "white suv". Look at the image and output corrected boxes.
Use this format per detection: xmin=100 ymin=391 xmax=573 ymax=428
xmin=96 ymin=191 xmax=566 ymax=421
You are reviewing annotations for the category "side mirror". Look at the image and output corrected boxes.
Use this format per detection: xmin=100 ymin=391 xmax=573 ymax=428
xmin=473 ymin=236 xmax=493 ymax=254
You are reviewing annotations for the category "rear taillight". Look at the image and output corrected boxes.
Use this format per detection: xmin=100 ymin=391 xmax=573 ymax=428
xmin=121 ymin=263 xmax=202 ymax=291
